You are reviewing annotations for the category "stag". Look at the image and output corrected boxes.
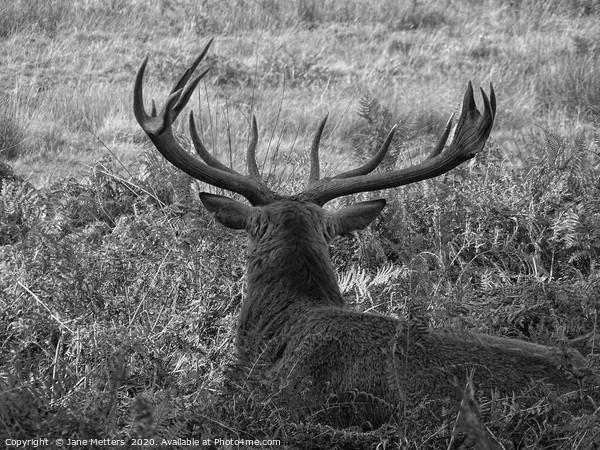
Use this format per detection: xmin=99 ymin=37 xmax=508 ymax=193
xmin=134 ymin=39 xmax=588 ymax=428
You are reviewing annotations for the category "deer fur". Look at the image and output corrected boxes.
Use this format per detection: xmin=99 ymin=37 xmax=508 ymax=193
xmin=201 ymin=193 xmax=588 ymax=428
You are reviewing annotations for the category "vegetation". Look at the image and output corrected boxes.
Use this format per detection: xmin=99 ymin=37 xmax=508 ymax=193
xmin=1 ymin=0 xmax=599 ymax=448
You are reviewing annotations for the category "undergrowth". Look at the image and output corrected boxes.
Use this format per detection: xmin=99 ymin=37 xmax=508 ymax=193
xmin=1 ymin=101 xmax=600 ymax=447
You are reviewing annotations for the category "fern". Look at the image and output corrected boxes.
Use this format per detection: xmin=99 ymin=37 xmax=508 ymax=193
xmin=370 ymin=263 xmax=407 ymax=286
xmin=354 ymin=93 xmax=400 ymax=172
xmin=357 ymin=94 xmax=382 ymax=124
xmin=550 ymin=208 xmax=580 ymax=248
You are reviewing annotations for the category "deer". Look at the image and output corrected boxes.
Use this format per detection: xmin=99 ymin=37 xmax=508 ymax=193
xmin=133 ymin=39 xmax=589 ymax=429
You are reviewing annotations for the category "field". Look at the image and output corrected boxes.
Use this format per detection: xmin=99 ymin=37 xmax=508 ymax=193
xmin=1 ymin=0 xmax=600 ymax=448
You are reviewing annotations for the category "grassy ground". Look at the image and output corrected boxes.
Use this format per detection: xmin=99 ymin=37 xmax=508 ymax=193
xmin=1 ymin=0 xmax=598 ymax=185
xmin=1 ymin=0 xmax=600 ymax=448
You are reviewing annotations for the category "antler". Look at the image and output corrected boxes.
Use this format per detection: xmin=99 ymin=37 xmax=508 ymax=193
xmin=135 ymin=41 xmax=495 ymax=207
xmin=299 ymin=83 xmax=496 ymax=206
xmin=133 ymin=39 xmax=277 ymax=206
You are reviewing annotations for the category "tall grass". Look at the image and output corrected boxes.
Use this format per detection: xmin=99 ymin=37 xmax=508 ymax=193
xmin=2 ymin=0 xmax=598 ymax=183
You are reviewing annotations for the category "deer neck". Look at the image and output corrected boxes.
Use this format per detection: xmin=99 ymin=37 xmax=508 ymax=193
xmin=246 ymin=234 xmax=344 ymax=305
xmin=237 ymin=233 xmax=345 ymax=351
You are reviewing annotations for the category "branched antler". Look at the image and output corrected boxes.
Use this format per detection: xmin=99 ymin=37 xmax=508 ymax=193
xmin=135 ymin=41 xmax=496 ymax=207
xmin=134 ymin=39 xmax=277 ymax=206
xmin=299 ymin=82 xmax=496 ymax=205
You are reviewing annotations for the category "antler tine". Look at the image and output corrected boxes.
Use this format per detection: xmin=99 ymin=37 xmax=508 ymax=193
xmin=333 ymin=126 xmax=397 ymax=180
xmin=246 ymin=115 xmax=262 ymax=181
xmin=133 ymin=42 xmax=277 ymax=206
xmin=308 ymin=114 xmax=328 ymax=184
xmin=489 ymin=83 xmax=497 ymax=118
xmin=171 ymin=38 xmax=214 ymax=95
xmin=427 ymin=113 xmax=454 ymax=160
xmin=152 ymin=70 xmax=208 ymax=136
xmin=173 ymin=69 xmax=209 ymax=117
xmin=449 ymin=82 xmax=494 ymax=159
xmin=298 ymin=82 xmax=496 ymax=206
xmin=479 ymin=83 xmax=496 ymax=142
xmin=133 ymin=56 xmax=151 ymax=122
xmin=189 ymin=111 xmax=237 ymax=174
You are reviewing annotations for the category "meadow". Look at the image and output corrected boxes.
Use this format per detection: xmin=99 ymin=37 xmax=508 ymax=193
xmin=1 ymin=0 xmax=600 ymax=448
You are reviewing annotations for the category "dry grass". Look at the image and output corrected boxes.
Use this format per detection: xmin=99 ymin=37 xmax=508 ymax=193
xmin=0 ymin=0 xmax=598 ymax=185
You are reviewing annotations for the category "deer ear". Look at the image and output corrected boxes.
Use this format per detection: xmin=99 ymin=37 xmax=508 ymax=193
xmin=331 ymin=199 xmax=386 ymax=236
xmin=199 ymin=192 xmax=253 ymax=230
